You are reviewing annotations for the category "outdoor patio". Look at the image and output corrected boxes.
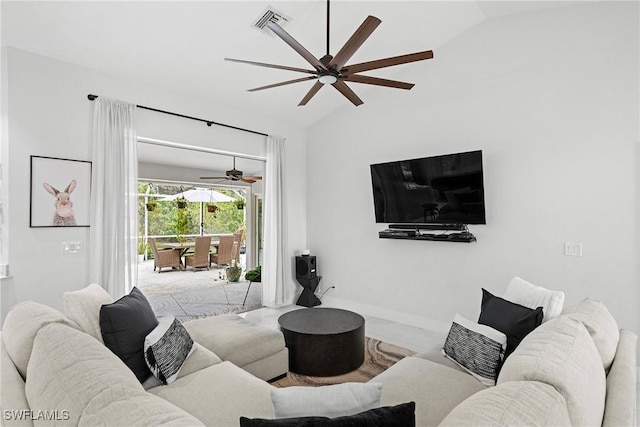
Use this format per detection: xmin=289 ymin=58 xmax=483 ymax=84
xmin=136 ymin=258 xmax=262 ymax=322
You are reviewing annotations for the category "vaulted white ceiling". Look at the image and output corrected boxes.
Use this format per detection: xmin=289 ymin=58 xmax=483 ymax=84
xmin=1 ymin=1 xmax=574 ymax=128
xmin=1 ymin=1 xmax=577 ymax=175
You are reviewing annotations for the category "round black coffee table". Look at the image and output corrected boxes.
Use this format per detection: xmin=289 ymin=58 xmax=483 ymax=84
xmin=278 ymin=308 xmax=365 ymax=376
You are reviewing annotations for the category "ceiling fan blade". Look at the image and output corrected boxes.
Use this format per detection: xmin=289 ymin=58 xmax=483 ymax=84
xmin=225 ymin=58 xmax=317 ymax=75
xmin=329 ymin=16 xmax=381 ymax=71
xmin=244 ymin=176 xmax=262 ymax=180
xmin=298 ymin=81 xmax=323 ymax=106
xmin=342 ymin=75 xmax=414 ymax=90
xmin=248 ymin=76 xmax=317 ymax=92
xmin=341 ymin=50 xmax=434 ymax=76
xmin=332 ymin=80 xmax=363 ymax=106
xmin=241 ymin=178 xmax=257 ymax=184
xmin=265 ymin=22 xmax=328 ymax=72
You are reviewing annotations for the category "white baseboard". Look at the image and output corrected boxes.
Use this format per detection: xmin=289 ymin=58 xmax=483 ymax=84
xmin=319 ymin=294 xmax=451 ymax=334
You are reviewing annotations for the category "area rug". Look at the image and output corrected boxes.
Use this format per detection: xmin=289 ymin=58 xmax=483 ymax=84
xmin=271 ymin=337 xmax=416 ymax=388
xmin=141 ymin=281 xmax=263 ymax=322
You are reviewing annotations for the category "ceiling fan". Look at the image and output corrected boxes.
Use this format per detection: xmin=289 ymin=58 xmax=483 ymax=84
xmin=200 ymin=157 xmax=263 ymax=184
xmin=226 ymin=0 xmax=434 ymax=106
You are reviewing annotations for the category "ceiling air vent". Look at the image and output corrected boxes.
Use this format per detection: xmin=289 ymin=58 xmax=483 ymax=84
xmin=251 ymin=6 xmax=292 ymax=36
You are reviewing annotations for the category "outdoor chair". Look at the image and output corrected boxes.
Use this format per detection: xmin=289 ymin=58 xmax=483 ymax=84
xmin=210 ymin=235 xmax=235 ymax=268
xmin=184 ymin=236 xmax=212 ymax=272
xmin=148 ymin=237 xmax=182 ymax=273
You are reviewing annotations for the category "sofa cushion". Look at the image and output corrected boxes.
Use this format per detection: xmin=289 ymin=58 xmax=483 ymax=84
xmin=63 ymin=283 xmax=113 ymax=344
xmin=503 ymin=277 xmax=564 ymax=322
xmin=562 ymin=298 xmax=619 ymax=372
xmin=25 ymin=323 xmax=143 ymax=426
xmin=100 ymin=287 xmax=158 ymax=382
xmin=148 ymin=361 xmax=276 ymax=425
xmin=439 ymin=381 xmax=571 ymax=426
xmin=144 ymin=316 xmax=196 ymax=385
xmin=443 ymin=314 xmax=506 ymax=386
xmin=271 ymin=382 xmax=383 ymax=419
xmin=79 ymin=386 xmax=204 ymax=426
xmin=602 ymin=330 xmax=637 ymax=427
xmin=371 ymin=356 xmax=486 ymax=426
xmin=497 ymin=316 xmax=606 ymax=426
xmin=240 ymin=402 xmax=416 ymax=427
xmin=2 ymin=301 xmax=79 ymax=379
xmin=478 ymin=288 xmax=543 ymax=358
xmin=184 ymin=314 xmax=285 ymax=368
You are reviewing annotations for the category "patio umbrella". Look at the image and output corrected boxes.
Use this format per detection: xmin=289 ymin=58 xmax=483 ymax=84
xmin=162 ymin=188 xmax=236 ymax=235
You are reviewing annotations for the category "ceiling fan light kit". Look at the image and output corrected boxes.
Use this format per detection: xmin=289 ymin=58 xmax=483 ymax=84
xmin=318 ymin=74 xmax=337 ymax=85
xmin=226 ymin=0 xmax=433 ymax=107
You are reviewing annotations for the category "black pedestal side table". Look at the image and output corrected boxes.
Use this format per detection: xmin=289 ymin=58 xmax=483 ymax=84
xmin=278 ymin=308 xmax=365 ymax=377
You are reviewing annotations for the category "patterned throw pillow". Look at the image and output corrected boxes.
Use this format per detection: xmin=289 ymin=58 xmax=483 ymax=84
xmin=144 ymin=316 xmax=196 ymax=385
xmin=443 ymin=314 xmax=506 ymax=386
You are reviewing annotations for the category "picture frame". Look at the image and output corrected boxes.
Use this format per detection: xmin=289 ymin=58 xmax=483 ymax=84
xmin=30 ymin=156 xmax=92 ymax=228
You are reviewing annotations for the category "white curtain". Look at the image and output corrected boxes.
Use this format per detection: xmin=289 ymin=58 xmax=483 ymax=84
xmin=89 ymin=98 xmax=138 ymax=298
xmin=262 ymin=135 xmax=289 ymax=306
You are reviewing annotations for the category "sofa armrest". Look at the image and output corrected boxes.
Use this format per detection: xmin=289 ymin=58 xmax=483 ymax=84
xmin=603 ymin=329 xmax=637 ymax=427
xmin=1 ymin=334 xmax=34 ymax=427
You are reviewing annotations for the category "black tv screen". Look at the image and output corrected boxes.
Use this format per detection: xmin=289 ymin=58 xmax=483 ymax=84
xmin=370 ymin=150 xmax=486 ymax=225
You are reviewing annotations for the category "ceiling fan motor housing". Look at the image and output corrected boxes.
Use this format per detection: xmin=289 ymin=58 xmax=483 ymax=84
xmin=226 ymin=168 xmax=243 ymax=180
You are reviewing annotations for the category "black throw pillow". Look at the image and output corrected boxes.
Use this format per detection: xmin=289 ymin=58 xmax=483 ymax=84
xmin=239 ymin=402 xmax=415 ymax=427
xmin=478 ymin=288 xmax=543 ymax=358
xmin=100 ymin=287 xmax=158 ymax=382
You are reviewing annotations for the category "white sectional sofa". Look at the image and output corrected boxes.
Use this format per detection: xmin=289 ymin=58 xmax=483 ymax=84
xmin=1 ymin=286 xmax=636 ymax=426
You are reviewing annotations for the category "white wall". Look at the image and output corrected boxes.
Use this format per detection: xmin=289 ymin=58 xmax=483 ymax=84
xmin=307 ymin=2 xmax=639 ymax=333
xmin=1 ymin=48 xmax=307 ymax=319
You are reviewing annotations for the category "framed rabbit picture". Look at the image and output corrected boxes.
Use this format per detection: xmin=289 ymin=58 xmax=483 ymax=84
xmin=30 ymin=156 xmax=92 ymax=227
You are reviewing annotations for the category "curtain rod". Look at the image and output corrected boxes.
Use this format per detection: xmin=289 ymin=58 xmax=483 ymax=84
xmin=87 ymin=94 xmax=268 ymax=137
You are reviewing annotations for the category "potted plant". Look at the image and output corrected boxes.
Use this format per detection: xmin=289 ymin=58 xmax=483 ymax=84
xmin=207 ymin=203 xmax=218 ymax=214
xmin=245 ymin=265 xmax=261 ymax=283
xmin=176 ymin=195 xmax=188 ymax=209
xmin=226 ymin=256 xmax=243 ymax=283
xmin=145 ymin=184 xmax=157 ymax=211
xmin=235 ymin=198 xmax=245 ymax=210
xmin=174 ymin=209 xmax=190 ymax=243
xmin=146 ymin=199 xmax=157 ymax=211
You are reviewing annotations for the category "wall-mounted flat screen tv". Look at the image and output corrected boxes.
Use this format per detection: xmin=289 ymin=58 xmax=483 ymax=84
xmin=370 ymin=150 xmax=486 ymax=225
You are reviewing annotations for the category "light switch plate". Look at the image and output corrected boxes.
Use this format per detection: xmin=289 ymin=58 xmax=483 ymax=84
xmin=564 ymin=242 xmax=583 ymax=257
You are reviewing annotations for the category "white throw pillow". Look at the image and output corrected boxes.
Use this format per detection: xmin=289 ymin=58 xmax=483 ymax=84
xmin=443 ymin=314 xmax=507 ymax=386
xmin=63 ymin=283 xmax=113 ymax=343
xmin=144 ymin=316 xmax=196 ymax=385
xmin=271 ymin=382 xmax=383 ymax=419
xmin=503 ymin=277 xmax=564 ymax=322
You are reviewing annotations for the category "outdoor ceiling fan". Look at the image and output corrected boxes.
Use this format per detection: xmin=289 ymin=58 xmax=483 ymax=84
xmin=200 ymin=157 xmax=263 ymax=184
xmin=226 ymin=0 xmax=434 ymax=106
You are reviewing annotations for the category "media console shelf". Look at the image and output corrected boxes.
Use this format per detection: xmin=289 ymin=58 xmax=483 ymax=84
xmin=378 ymin=223 xmax=477 ymax=243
